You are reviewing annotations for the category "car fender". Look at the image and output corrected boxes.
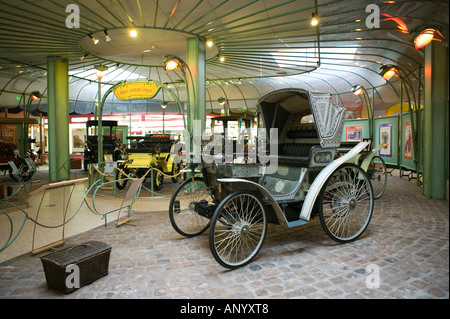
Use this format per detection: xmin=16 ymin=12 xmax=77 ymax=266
xmin=217 ymin=177 xmax=289 ymax=227
xmin=299 ymin=141 xmax=369 ymax=221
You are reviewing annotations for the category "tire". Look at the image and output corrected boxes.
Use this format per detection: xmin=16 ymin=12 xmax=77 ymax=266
xmin=8 ymin=166 xmax=19 ymax=182
xmin=83 ymin=159 xmax=89 ymax=172
xmin=367 ymin=156 xmax=387 ymax=199
xmin=8 ymin=162 xmax=31 ymax=182
xmin=318 ymin=163 xmax=374 ymax=243
xmin=171 ymin=162 xmax=180 ymax=183
xmin=116 ymin=168 xmax=129 ymax=190
xmin=209 ymin=191 xmax=267 ymax=269
xmin=153 ymin=165 xmax=164 ymax=191
xmin=20 ymin=163 xmax=32 ymax=181
xmin=169 ymin=177 xmax=212 ymax=237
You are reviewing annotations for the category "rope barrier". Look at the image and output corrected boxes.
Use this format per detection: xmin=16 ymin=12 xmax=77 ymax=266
xmin=91 ymin=164 xmax=183 ymax=180
xmin=1 ymin=162 xmax=184 ymax=253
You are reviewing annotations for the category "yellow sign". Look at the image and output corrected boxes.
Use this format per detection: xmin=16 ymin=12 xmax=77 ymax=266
xmin=114 ymin=82 xmax=159 ymax=100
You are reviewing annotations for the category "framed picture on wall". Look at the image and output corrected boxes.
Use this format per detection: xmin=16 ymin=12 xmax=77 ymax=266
xmin=404 ymin=121 xmax=413 ymax=159
xmin=346 ymin=126 xmax=362 ymax=142
xmin=71 ymin=128 xmax=86 ymax=153
xmin=379 ymin=123 xmax=392 ymax=157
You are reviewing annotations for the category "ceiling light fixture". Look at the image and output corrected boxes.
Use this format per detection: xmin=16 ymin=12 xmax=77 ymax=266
xmin=219 ymin=56 xmax=225 ymax=62
xmin=31 ymin=91 xmax=41 ymax=102
xmin=380 ymin=65 xmax=399 ymax=80
xmin=411 ymin=25 xmax=446 ymax=49
xmin=351 ymin=85 xmax=363 ymax=96
xmin=206 ymin=40 xmax=213 ymax=47
xmin=129 ymin=28 xmax=137 ymax=37
xmin=89 ymin=34 xmax=99 ymax=44
xmin=218 ymin=97 xmax=226 ymax=106
xmin=311 ymin=13 xmax=319 ymax=26
xmin=80 ymin=53 xmax=88 ymax=61
xmin=104 ymin=30 xmax=111 ymax=42
xmin=164 ymin=58 xmax=181 ymax=71
xmin=94 ymin=64 xmax=108 ymax=81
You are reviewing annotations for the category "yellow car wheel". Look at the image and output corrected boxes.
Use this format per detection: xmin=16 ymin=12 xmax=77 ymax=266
xmin=153 ymin=165 xmax=164 ymax=191
xmin=171 ymin=162 xmax=180 ymax=183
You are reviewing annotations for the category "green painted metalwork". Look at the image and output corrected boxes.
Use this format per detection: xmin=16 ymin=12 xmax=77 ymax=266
xmin=186 ymin=37 xmax=207 ymax=142
xmin=423 ymin=42 xmax=449 ymax=199
xmin=47 ymin=56 xmax=70 ymax=182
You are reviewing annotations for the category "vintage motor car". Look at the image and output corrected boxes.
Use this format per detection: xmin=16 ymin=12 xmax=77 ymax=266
xmin=0 ymin=141 xmax=33 ymax=182
xmin=116 ymin=134 xmax=181 ymax=191
xmin=168 ymin=88 xmax=376 ymax=269
xmin=83 ymin=120 xmax=121 ymax=171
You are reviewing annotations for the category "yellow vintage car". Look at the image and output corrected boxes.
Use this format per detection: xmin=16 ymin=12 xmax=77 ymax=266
xmin=116 ymin=134 xmax=182 ymax=191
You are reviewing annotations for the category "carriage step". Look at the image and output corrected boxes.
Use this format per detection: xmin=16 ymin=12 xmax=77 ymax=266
xmin=287 ymin=219 xmax=309 ymax=228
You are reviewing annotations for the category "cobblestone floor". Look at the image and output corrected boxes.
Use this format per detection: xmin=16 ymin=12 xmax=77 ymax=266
xmin=0 ymin=176 xmax=448 ymax=299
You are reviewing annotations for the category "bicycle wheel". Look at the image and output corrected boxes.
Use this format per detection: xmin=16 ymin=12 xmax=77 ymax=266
xmin=209 ymin=192 xmax=267 ymax=269
xmin=367 ymin=155 xmax=387 ymax=199
xmin=169 ymin=177 xmax=212 ymax=237
xmin=318 ymin=164 xmax=374 ymax=243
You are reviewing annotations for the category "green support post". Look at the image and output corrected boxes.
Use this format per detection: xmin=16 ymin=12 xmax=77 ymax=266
xmin=186 ymin=37 xmax=206 ymax=157
xmin=423 ymin=42 xmax=449 ymax=199
xmin=47 ymin=56 xmax=70 ymax=182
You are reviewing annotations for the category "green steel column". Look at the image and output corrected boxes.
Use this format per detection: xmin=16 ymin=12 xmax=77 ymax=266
xmin=423 ymin=42 xmax=449 ymax=199
xmin=186 ymin=37 xmax=206 ymax=156
xmin=47 ymin=56 xmax=70 ymax=182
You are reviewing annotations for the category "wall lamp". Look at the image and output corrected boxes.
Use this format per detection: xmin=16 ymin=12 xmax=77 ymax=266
xmin=410 ymin=25 xmax=447 ymax=49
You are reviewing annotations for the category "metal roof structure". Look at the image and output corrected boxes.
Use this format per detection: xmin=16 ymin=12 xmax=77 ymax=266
xmin=0 ymin=0 xmax=448 ymax=116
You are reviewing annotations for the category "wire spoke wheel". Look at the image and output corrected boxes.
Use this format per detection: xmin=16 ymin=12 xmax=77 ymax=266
xmin=319 ymin=164 xmax=374 ymax=243
xmin=209 ymin=192 xmax=267 ymax=269
xmin=116 ymin=168 xmax=129 ymax=189
xmin=367 ymin=155 xmax=387 ymax=199
xmin=169 ymin=177 xmax=211 ymax=237
xmin=153 ymin=165 xmax=164 ymax=191
xmin=171 ymin=162 xmax=181 ymax=183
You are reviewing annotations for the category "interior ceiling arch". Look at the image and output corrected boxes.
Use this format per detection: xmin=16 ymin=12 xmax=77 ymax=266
xmin=0 ymin=0 xmax=448 ymax=115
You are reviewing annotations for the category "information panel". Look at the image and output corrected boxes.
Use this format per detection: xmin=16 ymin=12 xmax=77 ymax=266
xmin=373 ymin=115 xmax=399 ymax=167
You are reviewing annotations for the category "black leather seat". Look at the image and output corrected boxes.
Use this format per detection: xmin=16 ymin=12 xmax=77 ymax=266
xmin=276 ymin=129 xmax=320 ymax=167
xmin=278 ymin=143 xmax=319 ymax=167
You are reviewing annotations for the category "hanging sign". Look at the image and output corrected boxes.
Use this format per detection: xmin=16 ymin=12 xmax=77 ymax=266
xmin=114 ymin=82 xmax=160 ymax=101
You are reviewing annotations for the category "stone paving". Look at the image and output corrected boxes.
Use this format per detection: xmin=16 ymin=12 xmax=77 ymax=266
xmin=0 ymin=176 xmax=448 ymax=299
